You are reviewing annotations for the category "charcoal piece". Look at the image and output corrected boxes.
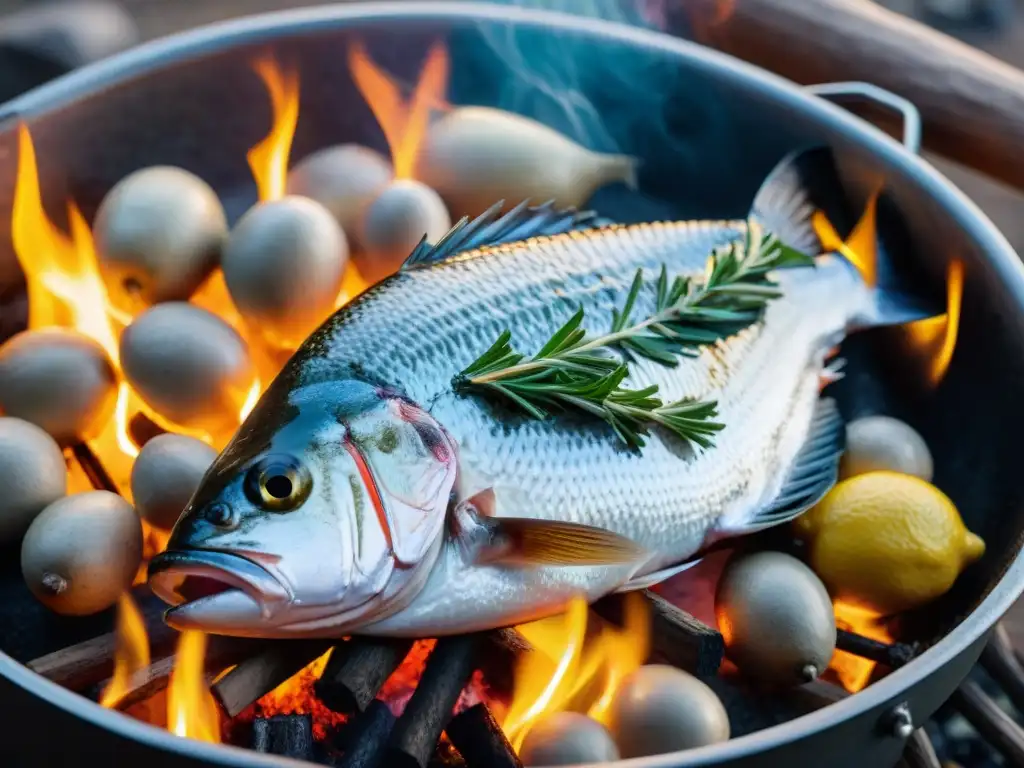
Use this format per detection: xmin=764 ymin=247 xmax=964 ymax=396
xmin=333 ymin=699 xmax=396 ymax=768
xmin=252 ymin=714 xmax=315 ymax=760
xmin=213 ymin=639 xmax=333 ymax=717
xmin=384 ymin=634 xmax=481 ymax=768
xmin=835 ymin=628 xmax=917 ymax=669
xmin=593 ymin=589 xmax=724 ymax=676
xmin=316 ymin=637 xmax=414 ymax=715
xmin=446 ymin=703 xmax=522 ymax=768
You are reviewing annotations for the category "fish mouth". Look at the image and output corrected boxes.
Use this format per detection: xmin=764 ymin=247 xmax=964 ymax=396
xmin=148 ymin=549 xmax=291 ymax=632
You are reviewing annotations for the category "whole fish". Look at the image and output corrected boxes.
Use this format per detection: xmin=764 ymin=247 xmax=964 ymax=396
xmin=149 ymin=147 xmax=937 ymax=638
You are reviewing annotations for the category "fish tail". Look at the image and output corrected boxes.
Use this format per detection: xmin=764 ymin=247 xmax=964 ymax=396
xmin=750 ymin=146 xmax=942 ymax=327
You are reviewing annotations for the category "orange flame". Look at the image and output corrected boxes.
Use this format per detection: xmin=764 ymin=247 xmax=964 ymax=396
xmin=829 ymin=602 xmax=892 ymax=692
xmin=167 ymin=631 xmax=221 ymax=743
xmin=12 ymin=123 xmax=139 ymax=476
xmin=247 ymin=56 xmax=300 ymax=202
xmin=905 ymin=259 xmax=963 ymax=387
xmin=99 ymin=594 xmax=151 ymax=708
xmin=348 ymin=41 xmax=449 ymax=179
xmin=812 ymin=192 xmax=880 ymax=288
xmin=502 ymin=594 xmax=649 ymax=752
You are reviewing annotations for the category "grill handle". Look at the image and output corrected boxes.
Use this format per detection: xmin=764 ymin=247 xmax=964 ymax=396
xmin=804 ymin=82 xmax=922 ymax=155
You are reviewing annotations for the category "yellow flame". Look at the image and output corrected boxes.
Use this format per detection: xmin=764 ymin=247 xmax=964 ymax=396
xmin=99 ymin=594 xmax=150 ymax=707
xmin=812 ymin=192 xmax=880 ymax=287
xmin=830 ymin=602 xmax=891 ymax=692
xmin=168 ymin=631 xmax=221 ymax=743
xmin=247 ymin=56 xmax=300 ymax=202
xmin=348 ymin=41 xmax=449 ymax=180
xmin=905 ymin=259 xmax=963 ymax=387
xmin=502 ymin=594 xmax=650 ymax=752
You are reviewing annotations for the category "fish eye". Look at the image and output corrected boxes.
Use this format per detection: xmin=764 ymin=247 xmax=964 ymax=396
xmin=244 ymin=454 xmax=312 ymax=512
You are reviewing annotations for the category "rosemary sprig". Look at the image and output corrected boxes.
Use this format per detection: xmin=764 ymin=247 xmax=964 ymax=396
xmin=453 ymin=224 xmax=813 ymax=449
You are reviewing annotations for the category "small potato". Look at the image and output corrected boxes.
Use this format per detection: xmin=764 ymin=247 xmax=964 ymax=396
xmin=94 ymin=166 xmax=227 ymax=308
xmin=715 ymin=551 xmax=836 ymax=687
xmin=286 ymin=144 xmax=393 ymax=249
xmin=609 ymin=664 xmax=730 ymax=758
xmin=223 ymin=196 xmax=348 ymax=348
xmin=841 ymin=415 xmax=933 ymax=482
xmin=131 ymin=434 xmax=217 ymax=531
xmin=360 ymin=180 xmax=451 ymax=284
xmin=519 ymin=712 xmax=619 ymax=766
xmin=22 ymin=491 xmax=141 ymax=616
xmin=0 ymin=328 xmax=117 ymax=444
xmin=0 ymin=417 xmax=66 ymax=545
xmin=120 ymin=303 xmax=254 ymax=435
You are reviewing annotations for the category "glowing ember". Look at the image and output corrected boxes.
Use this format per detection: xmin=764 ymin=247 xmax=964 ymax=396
xmin=248 ymin=56 xmax=300 ymax=203
xmin=905 ymin=259 xmax=963 ymax=387
xmin=502 ymin=594 xmax=649 ymax=752
xmin=167 ymin=631 xmax=222 ymax=743
xmin=348 ymin=41 xmax=449 ymax=180
xmin=829 ymin=602 xmax=892 ymax=692
xmin=240 ymin=651 xmax=346 ymax=741
xmin=99 ymin=594 xmax=150 ymax=708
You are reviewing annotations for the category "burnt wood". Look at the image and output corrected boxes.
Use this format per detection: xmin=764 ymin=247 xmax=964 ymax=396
xmin=212 ymin=639 xmax=333 ymax=717
xmin=835 ymin=629 xmax=917 ymax=669
xmin=679 ymin=0 xmax=1024 ymax=191
xmin=252 ymin=714 xmax=315 ymax=761
xmin=333 ymin=699 xmax=396 ymax=768
xmin=71 ymin=441 xmax=120 ymax=493
xmin=383 ymin=635 xmax=481 ymax=768
xmin=316 ymin=637 xmax=414 ymax=716
xmin=446 ymin=703 xmax=522 ymax=768
xmin=593 ymin=589 xmax=724 ymax=676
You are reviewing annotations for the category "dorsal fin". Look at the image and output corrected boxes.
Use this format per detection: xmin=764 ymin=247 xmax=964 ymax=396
xmin=400 ymin=199 xmax=605 ymax=272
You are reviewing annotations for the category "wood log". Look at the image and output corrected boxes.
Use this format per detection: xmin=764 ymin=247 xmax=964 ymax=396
xmin=212 ymin=639 xmax=333 ymax=717
xmin=676 ymin=0 xmax=1024 ymax=191
xmin=316 ymin=637 xmax=413 ymax=716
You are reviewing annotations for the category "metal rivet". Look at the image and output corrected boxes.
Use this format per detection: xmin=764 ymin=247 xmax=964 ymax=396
xmin=886 ymin=702 xmax=914 ymax=739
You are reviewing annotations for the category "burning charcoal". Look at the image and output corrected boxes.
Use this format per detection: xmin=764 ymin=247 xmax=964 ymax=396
xmin=316 ymin=637 xmax=414 ymax=715
xmin=384 ymin=634 xmax=481 ymax=768
xmin=714 ymin=551 xmax=836 ymax=686
xmin=130 ymin=434 xmax=216 ymax=531
xmin=609 ymin=664 xmax=730 ymax=758
xmin=286 ymin=144 xmax=393 ymax=249
xmin=835 ymin=629 xmax=918 ymax=669
xmin=333 ymin=699 xmax=396 ymax=768
xmin=0 ymin=328 xmax=117 ymax=445
xmin=223 ymin=196 xmax=348 ymax=349
xmin=93 ymin=166 xmax=227 ymax=308
xmin=120 ymin=303 xmax=255 ymax=437
xmin=21 ymin=491 xmax=141 ymax=616
xmin=360 ymin=180 xmax=451 ymax=283
xmin=446 ymin=703 xmax=523 ymax=768
xmin=252 ymin=714 xmax=315 ymax=761
xmin=212 ymin=639 xmax=332 ymax=717
xmin=518 ymin=712 xmax=617 ymax=767
xmin=593 ymin=589 xmax=725 ymax=676
xmin=417 ymin=106 xmax=637 ymax=218
xmin=0 ymin=417 xmax=66 ymax=545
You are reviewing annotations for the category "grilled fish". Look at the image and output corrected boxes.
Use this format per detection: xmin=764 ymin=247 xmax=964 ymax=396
xmin=149 ymin=147 xmax=937 ymax=638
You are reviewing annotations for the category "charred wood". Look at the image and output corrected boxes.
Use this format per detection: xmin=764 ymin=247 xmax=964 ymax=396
xmin=252 ymin=714 xmax=315 ymax=761
xmin=593 ymin=589 xmax=724 ymax=676
xmin=332 ymin=699 xmax=396 ymax=768
xmin=446 ymin=703 xmax=522 ymax=768
xmin=384 ymin=634 xmax=481 ymax=768
xmin=212 ymin=639 xmax=333 ymax=717
xmin=316 ymin=637 xmax=414 ymax=716
xmin=835 ymin=629 xmax=917 ymax=669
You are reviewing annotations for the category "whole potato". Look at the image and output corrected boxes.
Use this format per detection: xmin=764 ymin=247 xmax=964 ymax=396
xmin=131 ymin=434 xmax=216 ymax=531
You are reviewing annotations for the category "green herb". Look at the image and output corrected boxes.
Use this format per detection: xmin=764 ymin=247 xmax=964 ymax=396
xmin=454 ymin=223 xmax=813 ymax=449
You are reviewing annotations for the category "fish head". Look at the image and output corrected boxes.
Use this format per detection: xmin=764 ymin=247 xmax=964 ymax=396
xmin=148 ymin=377 xmax=458 ymax=637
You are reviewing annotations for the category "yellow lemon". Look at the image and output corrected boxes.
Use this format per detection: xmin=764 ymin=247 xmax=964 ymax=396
xmin=794 ymin=471 xmax=985 ymax=615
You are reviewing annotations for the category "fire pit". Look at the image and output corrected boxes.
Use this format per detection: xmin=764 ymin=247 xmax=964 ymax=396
xmin=0 ymin=3 xmax=1023 ymax=768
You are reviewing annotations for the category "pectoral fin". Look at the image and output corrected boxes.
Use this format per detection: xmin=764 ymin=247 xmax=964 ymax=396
xmin=476 ymin=516 xmax=646 ymax=567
